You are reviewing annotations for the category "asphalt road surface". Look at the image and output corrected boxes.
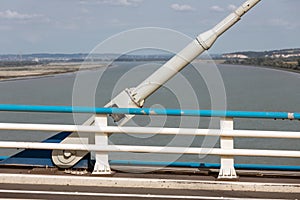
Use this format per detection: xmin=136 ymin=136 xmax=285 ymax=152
xmin=0 ymin=184 xmax=299 ymax=200
xmin=0 ymin=167 xmax=300 ymax=200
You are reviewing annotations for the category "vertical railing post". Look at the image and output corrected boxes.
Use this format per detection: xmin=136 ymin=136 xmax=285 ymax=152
xmin=218 ymin=117 xmax=238 ymax=180
xmin=92 ymin=114 xmax=111 ymax=175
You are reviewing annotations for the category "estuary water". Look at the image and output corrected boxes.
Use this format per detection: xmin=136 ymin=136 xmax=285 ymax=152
xmin=0 ymin=62 xmax=299 ymax=165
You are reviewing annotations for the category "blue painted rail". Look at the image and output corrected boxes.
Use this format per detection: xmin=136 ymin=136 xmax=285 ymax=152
xmin=0 ymin=104 xmax=299 ymax=119
xmin=109 ymin=160 xmax=300 ymax=171
xmin=0 ymin=157 xmax=300 ymax=171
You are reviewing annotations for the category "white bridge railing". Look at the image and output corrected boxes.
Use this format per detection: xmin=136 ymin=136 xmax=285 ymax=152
xmin=0 ymin=104 xmax=299 ymax=179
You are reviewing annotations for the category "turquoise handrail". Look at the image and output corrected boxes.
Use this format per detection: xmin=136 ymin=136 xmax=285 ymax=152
xmin=0 ymin=104 xmax=299 ymax=119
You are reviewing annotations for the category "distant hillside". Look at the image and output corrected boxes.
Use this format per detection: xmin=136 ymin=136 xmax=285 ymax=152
xmin=222 ymin=48 xmax=300 ymax=72
xmin=222 ymin=48 xmax=300 ymax=59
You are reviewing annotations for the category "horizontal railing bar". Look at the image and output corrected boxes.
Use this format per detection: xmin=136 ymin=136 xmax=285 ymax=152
xmin=227 ymin=129 xmax=300 ymax=138
xmin=0 ymin=154 xmax=299 ymax=171
xmin=0 ymin=123 xmax=299 ymax=139
xmin=0 ymin=141 xmax=299 ymax=158
xmin=110 ymin=160 xmax=300 ymax=171
xmin=0 ymin=104 xmax=299 ymax=119
xmin=0 ymin=156 xmax=9 ymax=160
xmin=0 ymin=123 xmax=299 ymax=138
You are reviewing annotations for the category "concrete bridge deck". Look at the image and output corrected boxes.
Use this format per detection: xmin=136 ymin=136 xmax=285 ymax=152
xmin=0 ymin=166 xmax=299 ymax=199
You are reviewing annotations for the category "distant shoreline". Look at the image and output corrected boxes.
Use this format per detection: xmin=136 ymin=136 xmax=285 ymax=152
xmin=0 ymin=62 xmax=108 ymax=82
xmin=0 ymin=70 xmax=77 ymax=82
xmin=217 ymin=61 xmax=300 ymax=75
xmin=0 ymin=61 xmax=299 ymax=83
xmin=251 ymin=64 xmax=300 ymax=74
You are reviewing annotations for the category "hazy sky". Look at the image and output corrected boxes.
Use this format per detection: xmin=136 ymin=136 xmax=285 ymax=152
xmin=0 ymin=0 xmax=299 ymax=54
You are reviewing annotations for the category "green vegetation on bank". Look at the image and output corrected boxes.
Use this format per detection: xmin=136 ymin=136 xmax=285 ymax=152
xmin=222 ymin=48 xmax=300 ymax=71
xmin=224 ymin=57 xmax=300 ymax=70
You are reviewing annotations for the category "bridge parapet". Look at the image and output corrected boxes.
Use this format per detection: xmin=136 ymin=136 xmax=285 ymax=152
xmin=0 ymin=104 xmax=299 ymax=180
